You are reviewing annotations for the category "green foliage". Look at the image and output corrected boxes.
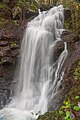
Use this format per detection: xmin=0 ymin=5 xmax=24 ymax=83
xmin=65 ymin=111 xmax=71 ymax=120
xmin=0 ymin=17 xmax=9 ymax=28
xmin=63 ymin=0 xmax=80 ymax=31
xmin=0 ymin=2 xmax=6 ymax=8
xmin=37 ymin=91 xmax=80 ymax=120
xmin=0 ymin=58 xmax=4 ymax=65
xmin=73 ymin=106 xmax=80 ymax=111
xmin=62 ymin=100 xmax=72 ymax=109
xmin=17 ymin=0 xmax=28 ymax=7
xmin=75 ymin=95 xmax=80 ymax=99
xmin=10 ymin=41 xmax=17 ymax=47
xmin=16 ymin=0 xmax=40 ymax=11
xmin=74 ymin=61 xmax=80 ymax=80
xmin=74 ymin=67 xmax=80 ymax=79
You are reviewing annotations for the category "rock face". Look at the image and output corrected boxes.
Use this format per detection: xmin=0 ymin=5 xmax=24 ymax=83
xmin=0 ymin=8 xmax=80 ymax=109
xmin=64 ymin=8 xmax=71 ymax=20
xmin=61 ymin=31 xmax=80 ymax=86
xmin=48 ymin=31 xmax=80 ymax=111
xmin=0 ymin=21 xmax=27 ymax=108
xmin=0 ymin=23 xmax=80 ymax=109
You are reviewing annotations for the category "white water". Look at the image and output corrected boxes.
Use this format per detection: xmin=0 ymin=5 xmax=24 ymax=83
xmin=0 ymin=5 xmax=68 ymax=120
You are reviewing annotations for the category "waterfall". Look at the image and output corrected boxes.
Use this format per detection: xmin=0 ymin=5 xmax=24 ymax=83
xmin=0 ymin=5 xmax=68 ymax=120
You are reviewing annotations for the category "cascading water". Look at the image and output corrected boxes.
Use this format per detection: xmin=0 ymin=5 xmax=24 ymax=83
xmin=0 ymin=5 xmax=68 ymax=120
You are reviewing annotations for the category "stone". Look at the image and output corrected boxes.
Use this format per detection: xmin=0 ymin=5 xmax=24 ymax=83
xmin=2 ymin=57 xmax=12 ymax=66
xmin=0 ymin=41 xmax=8 ymax=46
xmin=64 ymin=8 xmax=71 ymax=20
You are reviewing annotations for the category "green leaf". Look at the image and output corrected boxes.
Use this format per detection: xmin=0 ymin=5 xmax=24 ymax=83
xmin=74 ymin=106 xmax=80 ymax=111
xmin=65 ymin=111 xmax=70 ymax=119
xmin=75 ymin=95 xmax=80 ymax=99
xmin=66 ymin=111 xmax=70 ymax=116
xmin=62 ymin=105 xmax=70 ymax=109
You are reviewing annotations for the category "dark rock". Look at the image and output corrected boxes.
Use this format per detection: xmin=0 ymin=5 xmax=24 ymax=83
xmin=3 ymin=0 xmax=16 ymax=8
xmin=0 ymin=20 xmax=26 ymax=108
xmin=0 ymin=41 xmax=8 ymax=46
xmin=0 ymin=57 xmax=17 ymax=108
xmin=50 ymin=41 xmax=64 ymax=64
xmin=64 ymin=8 xmax=71 ymax=20
xmin=62 ymin=30 xmax=80 ymax=91
xmin=11 ymin=49 xmax=20 ymax=57
xmin=0 ymin=7 xmax=12 ymax=19
xmin=0 ymin=46 xmax=11 ymax=57
xmin=61 ymin=31 xmax=80 ymax=44
xmin=2 ymin=57 xmax=12 ymax=66
xmin=48 ymin=30 xmax=80 ymax=111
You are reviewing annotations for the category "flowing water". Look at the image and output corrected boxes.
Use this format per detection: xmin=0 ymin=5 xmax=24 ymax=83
xmin=0 ymin=5 xmax=68 ymax=120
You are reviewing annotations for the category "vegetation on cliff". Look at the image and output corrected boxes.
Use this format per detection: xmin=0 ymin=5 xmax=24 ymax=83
xmin=37 ymin=86 xmax=80 ymax=120
xmin=0 ymin=0 xmax=80 ymax=30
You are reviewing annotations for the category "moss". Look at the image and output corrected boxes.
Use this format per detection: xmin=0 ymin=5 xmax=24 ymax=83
xmin=74 ymin=67 xmax=80 ymax=79
xmin=37 ymin=111 xmax=64 ymax=120
xmin=0 ymin=2 xmax=6 ymax=8
xmin=0 ymin=17 xmax=19 ymax=29
xmin=0 ymin=58 xmax=4 ymax=65
xmin=10 ymin=41 xmax=17 ymax=47
xmin=0 ymin=17 xmax=12 ymax=28
xmin=73 ymin=60 xmax=80 ymax=80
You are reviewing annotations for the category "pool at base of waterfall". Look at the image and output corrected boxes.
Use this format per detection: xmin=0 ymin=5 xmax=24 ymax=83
xmin=0 ymin=108 xmax=37 ymax=120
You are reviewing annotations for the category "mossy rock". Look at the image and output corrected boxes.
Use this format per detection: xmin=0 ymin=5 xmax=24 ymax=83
xmin=71 ymin=60 xmax=80 ymax=80
xmin=0 ymin=2 xmax=6 ymax=8
xmin=73 ymin=61 xmax=80 ymax=80
xmin=65 ymin=85 xmax=80 ymax=101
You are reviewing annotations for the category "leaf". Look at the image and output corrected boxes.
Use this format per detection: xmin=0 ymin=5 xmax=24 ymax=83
xmin=73 ymin=106 xmax=80 ymax=111
xmin=64 ymin=111 xmax=70 ymax=120
xmin=75 ymin=95 xmax=80 ymax=99
xmin=66 ymin=111 xmax=70 ymax=117
xmin=62 ymin=105 xmax=70 ymax=109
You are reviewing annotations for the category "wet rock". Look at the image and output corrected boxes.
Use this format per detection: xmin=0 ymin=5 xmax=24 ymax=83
xmin=61 ymin=31 xmax=80 ymax=44
xmin=50 ymin=40 xmax=64 ymax=64
xmin=48 ymin=30 xmax=80 ymax=111
xmin=61 ymin=30 xmax=80 ymax=90
xmin=0 ymin=60 xmax=17 ymax=108
xmin=11 ymin=49 xmax=20 ymax=57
